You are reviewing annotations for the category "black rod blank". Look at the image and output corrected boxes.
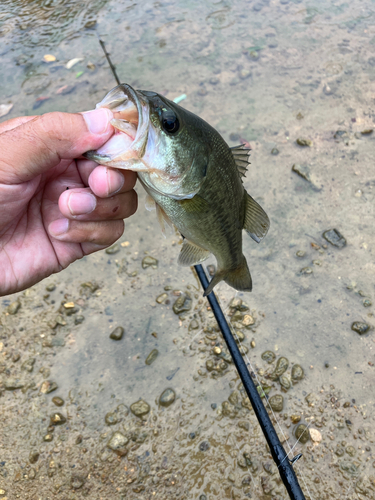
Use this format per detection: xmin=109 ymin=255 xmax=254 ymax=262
xmin=194 ymin=264 xmax=306 ymax=500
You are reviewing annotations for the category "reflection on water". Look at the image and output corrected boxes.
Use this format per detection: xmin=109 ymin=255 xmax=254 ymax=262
xmin=1 ymin=0 xmax=375 ymax=498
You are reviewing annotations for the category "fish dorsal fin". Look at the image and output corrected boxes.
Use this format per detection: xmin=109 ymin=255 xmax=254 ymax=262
xmin=178 ymin=239 xmax=210 ymax=266
xmin=243 ymin=192 xmax=270 ymax=243
xmin=231 ymin=144 xmax=251 ymax=178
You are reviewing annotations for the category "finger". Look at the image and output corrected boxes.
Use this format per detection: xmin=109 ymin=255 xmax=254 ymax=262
xmin=48 ymin=218 xmax=124 ymax=245
xmin=76 ymin=159 xmax=99 ymax=186
xmin=88 ymin=165 xmax=137 ymax=198
xmin=58 ymin=187 xmax=138 ymax=220
xmin=0 ymin=109 xmax=114 ymax=184
xmin=0 ymin=116 xmax=36 ymax=134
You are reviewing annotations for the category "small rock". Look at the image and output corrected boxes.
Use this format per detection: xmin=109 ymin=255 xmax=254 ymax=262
xmin=295 ymin=424 xmax=310 ymax=444
xmin=40 ymin=380 xmax=58 ymax=394
xmin=46 ymin=284 xmax=56 ymax=292
xmin=242 ymin=314 xmax=255 ymax=326
xmin=130 ymin=399 xmax=150 ymax=418
xmin=300 ymin=267 xmax=313 ymax=275
xmin=274 ymin=357 xmax=289 ymax=377
xmin=361 ymin=129 xmax=373 ymax=135
xmin=142 ymin=256 xmax=158 ymax=269
xmin=105 ymin=243 xmax=120 ymax=255
xmin=43 ymin=434 xmax=53 ymax=442
xmin=156 ymin=293 xmax=168 ymax=304
xmin=107 ymin=432 xmax=129 ymax=456
xmin=50 ymin=413 xmax=66 ymax=426
xmin=7 ymin=301 xmax=20 ymax=315
xmin=291 ymin=364 xmax=304 ymax=380
xmin=351 ymin=322 xmax=370 ymax=335
xmin=4 ymin=378 xmax=24 ymax=390
xmin=29 ymin=451 xmax=40 ymax=464
xmin=159 ymin=388 xmax=176 ymax=407
xmin=21 ymin=358 xmax=36 ymax=372
xmin=271 ymin=147 xmax=279 ymax=155
xmin=52 ymin=397 xmax=64 ymax=407
xmin=207 ymin=264 xmax=216 ymax=276
xmin=322 ymin=228 xmax=346 ymax=248
xmin=296 ymin=138 xmax=312 ymax=147
xmin=296 ymin=250 xmax=305 ymax=258
xmin=109 ymin=326 xmax=124 ymax=341
xmin=199 ymin=441 xmax=209 ymax=451
xmin=279 ymin=375 xmax=291 ymax=390
xmin=189 ymin=319 xmax=199 ymax=330
xmin=290 ymin=414 xmax=301 ymax=424
xmin=269 ymin=394 xmax=284 ymax=412
xmin=173 ymin=293 xmax=192 ymax=314
xmin=261 ymin=351 xmax=276 ymax=364
xmin=75 ymin=315 xmax=85 ymax=324
xmin=71 ymin=474 xmax=85 ymax=489
xmin=105 ymin=412 xmax=119 ymax=425
xmin=145 ymin=349 xmax=159 ymax=365
xmin=310 ymin=429 xmax=322 ymax=443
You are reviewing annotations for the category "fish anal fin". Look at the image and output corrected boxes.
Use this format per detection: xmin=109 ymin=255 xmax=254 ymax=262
xmin=204 ymin=256 xmax=252 ymax=296
xmin=178 ymin=240 xmax=210 ymax=266
xmin=243 ymin=192 xmax=270 ymax=243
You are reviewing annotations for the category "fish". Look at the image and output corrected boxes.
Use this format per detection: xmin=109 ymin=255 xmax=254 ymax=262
xmin=85 ymin=84 xmax=270 ymax=296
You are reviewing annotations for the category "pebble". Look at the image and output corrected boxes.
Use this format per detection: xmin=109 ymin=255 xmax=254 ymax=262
xmin=279 ymin=375 xmax=291 ymax=390
xmin=290 ymin=414 xmax=301 ymax=424
xmin=142 ymin=256 xmax=158 ymax=269
xmin=300 ymin=267 xmax=313 ymax=275
xmin=229 ymin=297 xmax=242 ymax=309
xmin=207 ymin=264 xmax=216 ymax=276
xmin=46 ymin=284 xmax=56 ymax=292
xmin=173 ymin=293 xmax=192 ymax=314
xmin=29 ymin=451 xmax=39 ymax=464
xmin=189 ymin=319 xmax=199 ymax=330
xmin=43 ymin=434 xmax=53 ymax=442
xmin=295 ymin=424 xmax=310 ymax=444
xmin=71 ymin=474 xmax=85 ymax=489
xmin=274 ymin=357 xmax=289 ymax=377
xmin=52 ymin=397 xmax=64 ymax=407
xmin=105 ymin=243 xmax=120 ymax=254
xmin=213 ymin=346 xmax=222 ymax=355
xmin=322 ymin=228 xmax=346 ymax=248
xmin=292 ymin=163 xmax=313 ymax=183
xmin=271 ymin=147 xmax=279 ymax=155
xmin=4 ymin=378 xmax=24 ymax=390
xmin=109 ymin=326 xmax=124 ymax=341
xmin=296 ymin=250 xmax=306 ymax=258
xmin=261 ymin=351 xmax=276 ymax=364
xmin=50 ymin=413 xmax=66 ymax=426
xmin=75 ymin=315 xmax=85 ymax=324
xmin=107 ymin=432 xmax=129 ymax=456
xmin=159 ymin=388 xmax=176 ymax=407
xmin=105 ymin=412 xmax=119 ymax=426
xmin=40 ymin=380 xmax=58 ymax=394
xmin=145 ymin=349 xmax=159 ymax=365
xmin=242 ymin=314 xmax=255 ymax=326
xmin=296 ymin=138 xmax=312 ymax=147
xmin=7 ymin=301 xmax=20 ymax=315
xmin=291 ymin=364 xmax=304 ymax=380
xmin=156 ymin=293 xmax=168 ymax=304
xmin=351 ymin=322 xmax=370 ymax=335
xmin=199 ymin=441 xmax=209 ymax=451
xmin=269 ymin=394 xmax=284 ymax=412
xmin=363 ymin=299 xmax=372 ymax=307
xmin=21 ymin=358 xmax=35 ymax=372
xmin=130 ymin=399 xmax=150 ymax=418
xmin=310 ymin=429 xmax=322 ymax=443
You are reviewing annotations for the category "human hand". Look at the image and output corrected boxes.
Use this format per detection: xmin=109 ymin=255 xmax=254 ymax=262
xmin=0 ymin=109 xmax=137 ymax=296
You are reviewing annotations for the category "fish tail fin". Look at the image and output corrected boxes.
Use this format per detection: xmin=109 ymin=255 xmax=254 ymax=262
xmin=203 ymin=256 xmax=252 ymax=297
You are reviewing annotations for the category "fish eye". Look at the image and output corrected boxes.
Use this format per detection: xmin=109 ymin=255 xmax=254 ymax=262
xmin=161 ymin=110 xmax=180 ymax=134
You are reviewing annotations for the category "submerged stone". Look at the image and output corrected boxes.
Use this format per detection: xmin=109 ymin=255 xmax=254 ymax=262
xmin=322 ymin=228 xmax=346 ymax=248
xmin=130 ymin=399 xmax=150 ymax=418
xmin=50 ymin=413 xmax=66 ymax=426
xmin=108 ymin=432 xmax=129 ymax=456
xmin=109 ymin=326 xmax=124 ymax=341
xmin=159 ymin=388 xmax=176 ymax=407
xmin=145 ymin=349 xmax=159 ymax=365
xmin=295 ymin=424 xmax=310 ymax=444
xmin=351 ymin=322 xmax=370 ymax=335
xmin=269 ymin=394 xmax=284 ymax=412
xmin=173 ymin=293 xmax=192 ymax=314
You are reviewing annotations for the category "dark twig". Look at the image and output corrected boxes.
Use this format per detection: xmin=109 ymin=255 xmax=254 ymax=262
xmin=97 ymin=36 xmax=121 ymax=85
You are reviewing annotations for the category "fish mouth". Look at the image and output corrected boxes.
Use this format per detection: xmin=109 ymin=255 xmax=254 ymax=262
xmin=84 ymin=84 xmax=150 ymax=167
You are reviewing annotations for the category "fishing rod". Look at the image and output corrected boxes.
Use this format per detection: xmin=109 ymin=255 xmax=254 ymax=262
xmin=97 ymin=36 xmax=306 ymax=500
xmin=194 ymin=264 xmax=306 ymax=500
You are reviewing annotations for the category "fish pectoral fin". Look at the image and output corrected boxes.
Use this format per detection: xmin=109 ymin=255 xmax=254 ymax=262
xmin=178 ymin=240 xmax=210 ymax=266
xmin=145 ymin=194 xmax=156 ymax=212
xmin=178 ymin=194 xmax=210 ymax=213
xmin=204 ymin=256 xmax=252 ymax=296
xmin=243 ymin=192 xmax=270 ymax=243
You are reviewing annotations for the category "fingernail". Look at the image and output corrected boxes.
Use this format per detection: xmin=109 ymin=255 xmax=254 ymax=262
xmin=108 ymin=169 xmax=125 ymax=195
xmin=49 ymin=218 xmax=69 ymax=236
xmin=68 ymin=192 xmax=96 ymax=215
xmin=83 ymin=108 xmax=113 ymax=135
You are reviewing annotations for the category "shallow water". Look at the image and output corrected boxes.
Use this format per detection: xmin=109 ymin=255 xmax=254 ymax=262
xmin=1 ymin=0 xmax=375 ymax=498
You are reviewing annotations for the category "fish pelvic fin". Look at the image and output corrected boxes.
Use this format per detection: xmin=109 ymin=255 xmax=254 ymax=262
xmin=243 ymin=192 xmax=270 ymax=243
xmin=203 ymin=256 xmax=252 ymax=297
xmin=178 ymin=239 xmax=210 ymax=266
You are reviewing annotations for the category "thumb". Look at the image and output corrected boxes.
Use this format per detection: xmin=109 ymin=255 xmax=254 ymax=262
xmin=0 ymin=109 xmax=114 ymax=184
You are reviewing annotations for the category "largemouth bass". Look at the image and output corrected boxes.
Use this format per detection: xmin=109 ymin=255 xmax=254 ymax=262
xmin=85 ymin=84 xmax=270 ymax=296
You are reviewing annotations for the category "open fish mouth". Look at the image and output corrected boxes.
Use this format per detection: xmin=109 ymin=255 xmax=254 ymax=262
xmin=84 ymin=84 xmax=150 ymax=169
